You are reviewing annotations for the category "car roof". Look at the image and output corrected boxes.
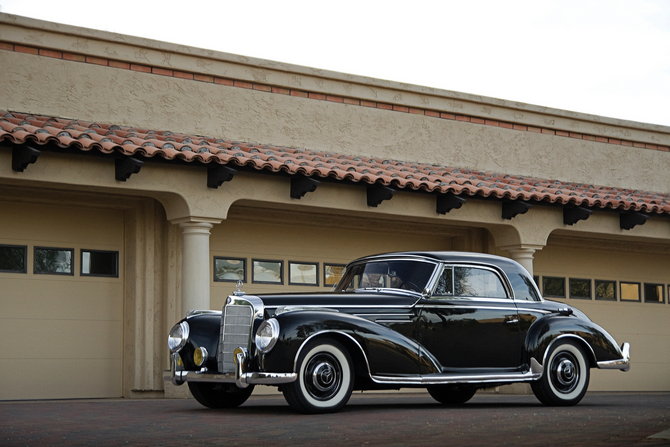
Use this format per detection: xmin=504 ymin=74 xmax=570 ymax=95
xmin=351 ymin=251 xmax=528 ymax=276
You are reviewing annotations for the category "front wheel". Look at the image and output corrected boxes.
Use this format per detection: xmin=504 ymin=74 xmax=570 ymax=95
xmin=531 ymin=340 xmax=590 ymax=406
xmin=427 ymin=385 xmax=477 ymax=405
xmin=283 ymin=338 xmax=354 ymax=414
xmin=188 ymin=382 xmax=255 ymax=409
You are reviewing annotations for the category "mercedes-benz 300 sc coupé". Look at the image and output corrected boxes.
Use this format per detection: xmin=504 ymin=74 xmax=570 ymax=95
xmin=164 ymin=252 xmax=630 ymax=413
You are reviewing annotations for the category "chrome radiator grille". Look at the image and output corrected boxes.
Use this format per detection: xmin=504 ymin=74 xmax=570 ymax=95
xmin=218 ymin=303 xmax=253 ymax=373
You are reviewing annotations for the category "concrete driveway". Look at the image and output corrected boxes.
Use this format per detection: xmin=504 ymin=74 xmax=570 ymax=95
xmin=2 ymin=392 xmax=669 ymax=446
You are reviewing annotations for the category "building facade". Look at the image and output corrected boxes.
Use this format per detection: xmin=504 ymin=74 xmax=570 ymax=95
xmin=0 ymin=13 xmax=669 ymax=400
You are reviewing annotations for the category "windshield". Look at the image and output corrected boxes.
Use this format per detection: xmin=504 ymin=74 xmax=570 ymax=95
xmin=334 ymin=259 xmax=437 ymax=294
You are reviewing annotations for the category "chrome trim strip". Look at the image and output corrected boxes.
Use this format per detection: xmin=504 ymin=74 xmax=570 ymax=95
xmin=275 ymin=306 xmax=339 ymax=315
xmin=597 ymin=342 xmax=630 ymax=372
xmin=370 ymin=358 xmax=543 ymax=385
xmin=417 ymin=304 xmax=518 ymax=312
xmin=267 ymin=304 xmax=415 ymax=309
xmin=515 ymin=307 xmax=551 ymax=314
xmin=186 ymin=310 xmax=222 ymax=318
xmin=418 ymin=296 xmax=515 ymax=304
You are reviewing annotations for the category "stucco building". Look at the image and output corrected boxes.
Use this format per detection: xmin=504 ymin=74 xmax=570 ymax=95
xmin=0 ymin=13 xmax=668 ymax=400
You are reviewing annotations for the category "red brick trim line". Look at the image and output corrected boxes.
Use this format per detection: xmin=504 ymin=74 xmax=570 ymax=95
xmin=3 ymin=42 xmax=669 ymax=154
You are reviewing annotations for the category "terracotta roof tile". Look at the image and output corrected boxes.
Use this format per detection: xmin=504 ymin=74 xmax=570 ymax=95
xmin=1 ymin=111 xmax=669 ymax=216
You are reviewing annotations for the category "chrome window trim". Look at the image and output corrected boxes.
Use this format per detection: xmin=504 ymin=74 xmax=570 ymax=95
xmin=431 ymin=263 xmax=514 ymax=300
xmin=339 ymin=256 xmax=441 ymax=295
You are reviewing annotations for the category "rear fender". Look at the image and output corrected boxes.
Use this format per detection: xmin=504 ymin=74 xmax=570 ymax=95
xmin=525 ymin=315 xmax=624 ymax=368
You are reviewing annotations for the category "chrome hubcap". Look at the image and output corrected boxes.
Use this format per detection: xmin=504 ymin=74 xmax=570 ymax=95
xmin=304 ymin=353 xmax=342 ymax=401
xmin=312 ymin=362 xmax=336 ymax=392
xmin=551 ymin=352 xmax=580 ymax=393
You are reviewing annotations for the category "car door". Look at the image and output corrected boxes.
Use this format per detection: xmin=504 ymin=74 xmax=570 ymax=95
xmin=417 ymin=264 xmax=520 ymax=372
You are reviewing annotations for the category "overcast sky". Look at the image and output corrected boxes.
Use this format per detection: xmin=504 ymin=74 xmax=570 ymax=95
xmin=2 ymin=0 xmax=669 ymax=127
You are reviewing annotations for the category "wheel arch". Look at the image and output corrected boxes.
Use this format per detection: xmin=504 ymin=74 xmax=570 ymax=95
xmin=293 ymin=330 xmax=373 ymax=383
xmin=524 ymin=316 xmax=604 ymax=369
xmin=542 ymin=334 xmax=597 ymax=369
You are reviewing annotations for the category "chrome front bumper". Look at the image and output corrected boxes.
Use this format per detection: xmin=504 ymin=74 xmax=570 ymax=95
xmin=163 ymin=348 xmax=297 ymax=388
xmin=596 ymin=342 xmax=631 ymax=372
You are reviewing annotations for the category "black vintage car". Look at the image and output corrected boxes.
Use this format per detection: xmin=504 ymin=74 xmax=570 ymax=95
xmin=164 ymin=252 xmax=630 ymax=413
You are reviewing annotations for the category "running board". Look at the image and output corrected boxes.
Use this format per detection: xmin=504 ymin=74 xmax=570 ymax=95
xmin=371 ymin=358 xmax=544 ymax=385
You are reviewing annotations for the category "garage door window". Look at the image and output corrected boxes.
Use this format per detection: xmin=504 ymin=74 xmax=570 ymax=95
xmin=34 ymin=247 xmax=73 ymax=275
xmin=81 ymin=250 xmax=119 ymax=277
xmin=0 ymin=244 xmax=27 ymax=273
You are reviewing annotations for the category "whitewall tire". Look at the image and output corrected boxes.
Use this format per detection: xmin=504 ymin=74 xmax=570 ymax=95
xmin=283 ymin=338 xmax=354 ymax=414
xmin=531 ymin=340 xmax=590 ymax=406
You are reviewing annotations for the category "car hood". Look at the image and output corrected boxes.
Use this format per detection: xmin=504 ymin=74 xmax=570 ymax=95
xmin=247 ymin=290 xmax=420 ymax=310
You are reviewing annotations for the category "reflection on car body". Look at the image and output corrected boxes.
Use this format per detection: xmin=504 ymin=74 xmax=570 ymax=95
xmin=165 ymin=252 xmax=630 ymax=413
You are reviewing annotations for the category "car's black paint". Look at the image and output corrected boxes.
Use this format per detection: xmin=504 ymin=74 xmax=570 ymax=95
xmin=169 ymin=251 xmax=629 ymax=411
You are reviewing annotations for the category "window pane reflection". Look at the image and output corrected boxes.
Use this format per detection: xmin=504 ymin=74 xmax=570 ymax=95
xmin=620 ymin=282 xmax=640 ymax=302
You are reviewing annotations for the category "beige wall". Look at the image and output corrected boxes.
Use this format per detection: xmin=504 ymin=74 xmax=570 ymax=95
xmin=1 ymin=47 xmax=669 ymax=196
xmin=534 ymin=236 xmax=670 ymax=391
xmin=209 ymin=203 xmax=479 ymax=307
xmin=1 ymin=13 xmax=669 ymax=397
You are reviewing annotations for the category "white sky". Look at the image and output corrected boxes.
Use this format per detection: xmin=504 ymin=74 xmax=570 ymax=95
xmin=2 ymin=0 xmax=669 ymax=127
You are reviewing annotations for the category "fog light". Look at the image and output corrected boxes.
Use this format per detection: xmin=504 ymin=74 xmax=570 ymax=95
xmin=177 ymin=355 xmax=184 ymax=367
xmin=194 ymin=347 xmax=208 ymax=367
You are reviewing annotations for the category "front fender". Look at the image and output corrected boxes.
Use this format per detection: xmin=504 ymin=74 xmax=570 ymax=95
xmin=525 ymin=314 xmax=624 ymax=367
xmin=261 ymin=311 xmax=425 ymax=376
xmin=176 ymin=313 xmax=222 ymax=371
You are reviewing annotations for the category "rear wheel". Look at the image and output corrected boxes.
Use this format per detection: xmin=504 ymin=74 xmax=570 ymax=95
xmin=531 ymin=340 xmax=590 ymax=406
xmin=283 ymin=338 xmax=354 ymax=414
xmin=188 ymin=382 xmax=255 ymax=409
xmin=427 ymin=384 xmax=477 ymax=405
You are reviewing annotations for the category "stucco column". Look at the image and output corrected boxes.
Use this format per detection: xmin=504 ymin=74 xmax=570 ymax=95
xmin=173 ymin=217 xmax=221 ymax=314
xmin=499 ymin=245 xmax=544 ymax=276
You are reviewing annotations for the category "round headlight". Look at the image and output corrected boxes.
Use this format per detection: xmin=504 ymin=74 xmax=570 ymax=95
xmin=168 ymin=321 xmax=190 ymax=353
xmin=255 ymin=318 xmax=279 ymax=354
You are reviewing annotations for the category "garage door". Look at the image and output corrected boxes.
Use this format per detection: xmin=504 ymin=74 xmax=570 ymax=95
xmin=0 ymin=200 xmax=123 ymax=400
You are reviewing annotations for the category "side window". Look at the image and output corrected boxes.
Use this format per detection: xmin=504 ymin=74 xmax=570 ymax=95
xmin=509 ymin=272 xmax=541 ymax=301
xmin=434 ymin=267 xmax=453 ymax=296
xmin=434 ymin=266 xmax=507 ymax=298
xmin=455 ymin=267 xmax=507 ymax=298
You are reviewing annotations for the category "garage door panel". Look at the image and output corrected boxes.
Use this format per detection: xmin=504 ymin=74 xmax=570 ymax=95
xmin=0 ymin=199 xmax=125 ymax=400
xmin=3 ymin=278 xmax=122 ymax=321
xmin=0 ymin=358 xmax=123 ymax=400
xmin=1 ymin=319 xmax=122 ymax=360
